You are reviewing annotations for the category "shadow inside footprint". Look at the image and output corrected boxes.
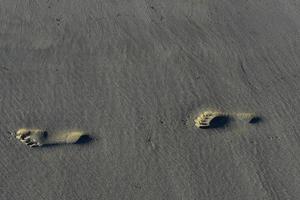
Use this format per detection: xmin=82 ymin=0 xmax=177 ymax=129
xmin=249 ymin=117 xmax=261 ymax=124
xmin=208 ymin=116 xmax=230 ymax=128
xmin=75 ymin=135 xmax=93 ymax=144
xmin=42 ymin=143 xmax=62 ymax=148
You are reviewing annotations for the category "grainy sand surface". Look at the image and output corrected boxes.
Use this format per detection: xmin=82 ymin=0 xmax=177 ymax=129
xmin=1 ymin=0 xmax=300 ymax=199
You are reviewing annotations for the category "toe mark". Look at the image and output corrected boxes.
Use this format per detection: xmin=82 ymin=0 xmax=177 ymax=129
xmin=27 ymin=142 xmax=35 ymax=146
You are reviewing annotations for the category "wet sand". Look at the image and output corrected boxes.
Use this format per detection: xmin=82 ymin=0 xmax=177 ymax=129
xmin=1 ymin=0 xmax=300 ymax=199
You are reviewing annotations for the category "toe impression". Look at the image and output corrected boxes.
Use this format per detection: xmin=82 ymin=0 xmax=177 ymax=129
xmin=15 ymin=128 xmax=45 ymax=147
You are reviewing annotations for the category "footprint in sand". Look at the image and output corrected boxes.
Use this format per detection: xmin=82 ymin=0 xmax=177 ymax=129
xmin=194 ymin=110 xmax=260 ymax=129
xmin=13 ymin=128 xmax=88 ymax=147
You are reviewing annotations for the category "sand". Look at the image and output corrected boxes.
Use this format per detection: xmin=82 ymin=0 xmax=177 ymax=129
xmin=0 ymin=0 xmax=300 ymax=199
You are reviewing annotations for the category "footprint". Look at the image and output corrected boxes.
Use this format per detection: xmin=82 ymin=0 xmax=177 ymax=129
xmin=194 ymin=111 xmax=260 ymax=128
xmin=15 ymin=128 xmax=88 ymax=147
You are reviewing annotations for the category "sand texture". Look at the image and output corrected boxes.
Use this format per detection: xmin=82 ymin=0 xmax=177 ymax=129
xmin=0 ymin=0 xmax=300 ymax=199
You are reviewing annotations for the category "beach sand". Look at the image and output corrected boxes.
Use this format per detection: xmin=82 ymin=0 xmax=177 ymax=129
xmin=0 ymin=0 xmax=300 ymax=199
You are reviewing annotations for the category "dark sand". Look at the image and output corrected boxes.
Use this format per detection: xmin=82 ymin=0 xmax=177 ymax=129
xmin=1 ymin=0 xmax=300 ymax=199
